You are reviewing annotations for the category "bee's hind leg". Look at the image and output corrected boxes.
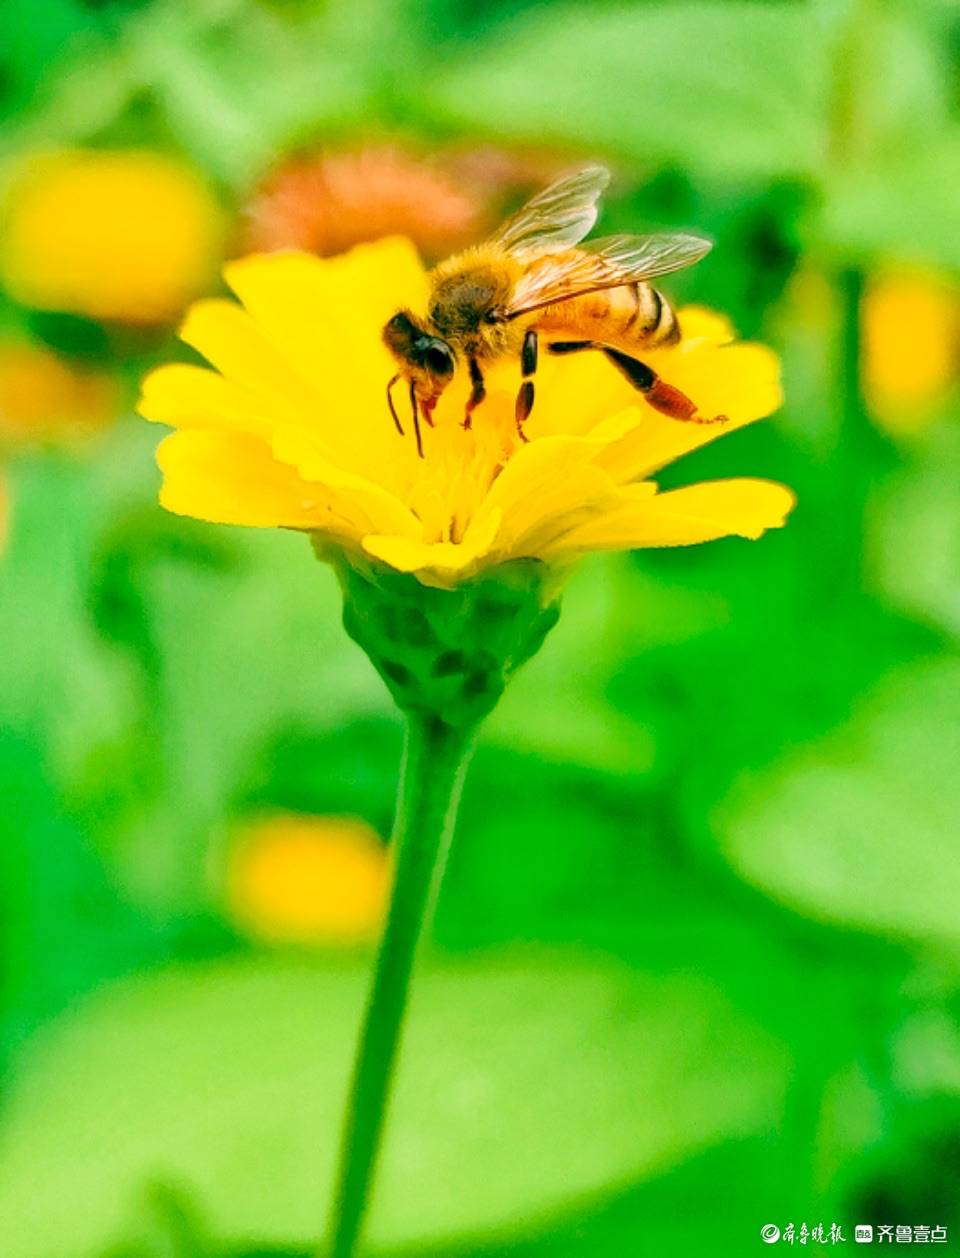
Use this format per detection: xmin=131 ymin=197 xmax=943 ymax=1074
xmin=513 ymin=329 xmax=537 ymax=442
xmin=463 ymin=357 xmax=486 ymax=430
xmin=548 ymin=341 xmax=727 ymax=425
xmin=601 ymin=346 xmax=727 ymax=425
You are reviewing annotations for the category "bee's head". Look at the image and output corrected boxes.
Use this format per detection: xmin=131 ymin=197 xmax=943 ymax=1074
xmin=382 ymin=311 xmax=456 ymax=382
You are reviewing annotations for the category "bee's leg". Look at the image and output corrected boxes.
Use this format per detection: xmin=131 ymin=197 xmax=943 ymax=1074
xmin=549 ymin=342 xmax=727 ymax=424
xmin=547 ymin=340 xmax=593 ymax=355
xmin=513 ymin=329 xmax=537 ymax=441
xmin=386 ymin=373 xmax=405 ymax=436
xmin=409 ymin=380 xmax=424 ymax=458
xmin=601 ymin=347 xmax=728 ymax=425
xmin=463 ymin=357 xmax=486 ymax=430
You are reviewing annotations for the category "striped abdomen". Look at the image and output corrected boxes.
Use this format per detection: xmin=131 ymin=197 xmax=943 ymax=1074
xmin=535 ymin=280 xmax=680 ymax=351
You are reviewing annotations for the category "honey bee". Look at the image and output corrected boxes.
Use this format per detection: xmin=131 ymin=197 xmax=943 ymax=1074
xmin=383 ymin=165 xmax=724 ymax=456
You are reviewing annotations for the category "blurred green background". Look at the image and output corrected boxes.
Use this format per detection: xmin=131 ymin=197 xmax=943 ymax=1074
xmin=0 ymin=0 xmax=958 ymax=1253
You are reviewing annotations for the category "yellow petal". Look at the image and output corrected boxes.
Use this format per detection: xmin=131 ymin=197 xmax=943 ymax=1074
xmin=544 ymin=478 xmax=796 ymax=555
xmin=595 ymin=314 xmax=782 ymax=484
xmin=158 ymin=429 xmax=362 ymax=535
xmin=521 ymin=348 xmax=637 ymax=440
xmin=674 ymin=306 xmax=736 ymax=344
xmin=223 ymin=239 xmax=428 ymax=360
xmin=141 ymin=362 xmax=423 ymax=543
xmin=222 ymin=242 xmax=428 ymax=493
xmin=470 ymin=424 xmax=639 ymax=561
xmin=363 ymin=508 xmax=503 ymax=588
xmin=139 ymin=363 xmax=277 ymax=439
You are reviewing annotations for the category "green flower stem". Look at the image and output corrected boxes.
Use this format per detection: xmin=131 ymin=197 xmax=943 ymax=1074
xmin=326 ymin=713 xmax=475 ymax=1258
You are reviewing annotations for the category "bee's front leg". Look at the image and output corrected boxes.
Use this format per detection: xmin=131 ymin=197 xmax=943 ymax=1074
xmin=409 ymin=380 xmax=424 ymax=458
xmin=463 ymin=357 xmax=487 ymax=430
xmin=513 ymin=329 xmax=537 ymax=442
xmin=386 ymin=373 xmax=405 ymax=436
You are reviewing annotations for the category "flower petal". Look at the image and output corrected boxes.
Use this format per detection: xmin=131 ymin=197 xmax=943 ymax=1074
xmin=139 ymin=363 xmax=278 ymax=439
xmin=158 ymin=429 xmax=423 ymax=543
xmin=596 ymin=342 xmax=783 ymax=484
xmin=470 ymin=419 xmax=643 ymax=562
xmin=157 ymin=430 xmax=352 ymax=531
xmin=543 ymin=478 xmax=796 ymax=555
xmin=363 ymin=508 xmax=503 ymax=589
xmin=222 ymin=242 xmax=428 ymax=492
xmin=141 ymin=363 xmax=423 ymax=542
xmin=223 ymin=239 xmax=428 ymax=361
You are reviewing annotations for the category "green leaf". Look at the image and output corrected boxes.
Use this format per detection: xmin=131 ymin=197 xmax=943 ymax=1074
xmin=821 ymin=136 xmax=960 ymax=270
xmin=716 ymin=657 xmax=960 ymax=951
xmin=422 ymin=3 xmax=830 ymax=180
xmin=0 ymin=954 xmax=788 ymax=1254
xmin=873 ymin=425 xmax=960 ymax=643
xmin=126 ymin=2 xmax=381 ymax=188
xmin=0 ymin=0 xmax=93 ymax=119
xmin=817 ymin=6 xmax=959 ymax=267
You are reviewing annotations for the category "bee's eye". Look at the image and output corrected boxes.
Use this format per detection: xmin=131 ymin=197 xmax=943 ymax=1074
xmin=421 ymin=341 xmax=455 ymax=376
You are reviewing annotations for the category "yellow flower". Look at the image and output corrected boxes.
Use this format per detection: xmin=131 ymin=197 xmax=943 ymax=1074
xmin=0 ymin=338 xmax=119 ymax=447
xmin=139 ymin=238 xmax=794 ymax=588
xmin=863 ymin=268 xmax=959 ymax=437
xmin=1 ymin=149 xmax=226 ymax=325
xmin=226 ymin=813 xmax=389 ymax=947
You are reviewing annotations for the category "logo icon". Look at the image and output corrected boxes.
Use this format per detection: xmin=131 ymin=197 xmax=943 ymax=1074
xmin=761 ymin=1225 xmax=781 ymax=1244
xmin=855 ymin=1224 xmax=874 ymax=1243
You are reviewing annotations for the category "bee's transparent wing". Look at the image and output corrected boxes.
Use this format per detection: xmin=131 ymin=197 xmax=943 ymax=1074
xmin=491 ymin=165 xmax=611 ymax=259
xmin=588 ymin=232 xmax=713 ymax=277
xmin=506 ymin=231 xmax=713 ymax=317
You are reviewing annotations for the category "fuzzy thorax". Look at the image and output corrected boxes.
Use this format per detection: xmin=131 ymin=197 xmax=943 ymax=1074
xmin=427 ymin=245 xmax=527 ymax=359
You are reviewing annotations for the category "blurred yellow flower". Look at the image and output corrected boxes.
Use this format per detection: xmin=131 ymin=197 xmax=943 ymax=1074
xmin=0 ymin=149 xmax=226 ymax=325
xmin=226 ymin=813 xmax=389 ymax=947
xmin=863 ymin=268 xmax=959 ymax=437
xmin=0 ymin=338 xmax=119 ymax=446
xmin=139 ymin=238 xmax=794 ymax=588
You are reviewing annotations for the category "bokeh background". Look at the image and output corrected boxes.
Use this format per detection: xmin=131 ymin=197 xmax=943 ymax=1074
xmin=1 ymin=0 xmax=958 ymax=1254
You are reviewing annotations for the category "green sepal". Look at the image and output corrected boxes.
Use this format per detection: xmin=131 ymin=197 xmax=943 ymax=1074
xmin=323 ymin=549 xmax=562 ymax=729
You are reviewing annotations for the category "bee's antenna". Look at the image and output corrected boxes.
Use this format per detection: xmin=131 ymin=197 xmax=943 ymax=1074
xmin=386 ymin=374 xmax=405 ymax=436
xmin=408 ymin=380 xmax=424 ymax=459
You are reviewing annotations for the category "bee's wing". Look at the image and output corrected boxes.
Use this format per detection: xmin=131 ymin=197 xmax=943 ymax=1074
xmin=491 ymin=165 xmax=611 ymax=259
xmin=506 ymin=231 xmax=713 ymax=317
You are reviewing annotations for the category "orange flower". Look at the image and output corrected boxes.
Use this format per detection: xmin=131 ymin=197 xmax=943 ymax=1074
xmin=245 ymin=145 xmax=487 ymax=260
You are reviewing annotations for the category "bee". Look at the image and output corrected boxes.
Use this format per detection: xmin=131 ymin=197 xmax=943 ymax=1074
xmin=382 ymin=165 xmax=724 ymax=456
